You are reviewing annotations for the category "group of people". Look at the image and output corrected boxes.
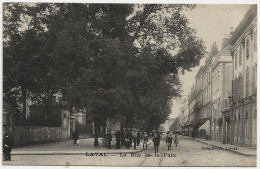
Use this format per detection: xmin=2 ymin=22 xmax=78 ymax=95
xmin=165 ymin=131 xmax=179 ymax=151
xmin=94 ymin=129 xmax=150 ymax=150
xmin=93 ymin=129 xmax=179 ymax=155
xmin=151 ymin=131 xmax=179 ymax=155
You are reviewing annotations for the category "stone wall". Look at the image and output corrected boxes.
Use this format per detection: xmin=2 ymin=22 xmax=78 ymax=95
xmin=12 ymin=125 xmax=70 ymax=147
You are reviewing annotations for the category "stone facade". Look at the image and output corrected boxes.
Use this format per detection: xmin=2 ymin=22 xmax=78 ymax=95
xmin=211 ymin=44 xmax=233 ymax=142
xmin=227 ymin=5 xmax=257 ymax=148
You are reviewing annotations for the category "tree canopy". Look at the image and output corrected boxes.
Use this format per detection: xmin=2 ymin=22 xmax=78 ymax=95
xmin=3 ymin=3 xmax=205 ymax=129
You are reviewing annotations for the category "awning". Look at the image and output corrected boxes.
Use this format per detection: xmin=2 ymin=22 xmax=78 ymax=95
xmin=196 ymin=118 xmax=208 ymax=125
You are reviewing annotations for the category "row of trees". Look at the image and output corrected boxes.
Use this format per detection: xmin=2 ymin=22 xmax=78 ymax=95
xmin=3 ymin=3 xmax=205 ymax=130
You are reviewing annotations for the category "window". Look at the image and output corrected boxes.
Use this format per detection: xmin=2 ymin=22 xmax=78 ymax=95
xmin=239 ymin=46 xmax=242 ymax=66
xmin=245 ymin=111 xmax=248 ymax=119
xmin=218 ymin=75 xmax=219 ymax=91
xmin=235 ymin=50 xmax=237 ymax=69
xmin=234 ymin=78 xmax=238 ymax=102
xmin=246 ymin=38 xmax=250 ymax=59
xmin=239 ymin=76 xmax=243 ymax=99
xmin=245 ymin=67 xmax=249 ymax=97
xmin=254 ymin=31 xmax=257 ymax=51
xmin=232 ymin=79 xmax=236 ymax=102
xmin=253 ymin=65 xmax=257 ymax=93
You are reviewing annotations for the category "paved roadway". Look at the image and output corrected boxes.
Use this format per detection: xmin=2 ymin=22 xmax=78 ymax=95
xmin=3 ymin=136 xmax=256 ymax=166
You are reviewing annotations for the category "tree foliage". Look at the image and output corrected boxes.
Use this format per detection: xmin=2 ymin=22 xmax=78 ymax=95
xmin=3 ymin=3 xmax=205 ymax=129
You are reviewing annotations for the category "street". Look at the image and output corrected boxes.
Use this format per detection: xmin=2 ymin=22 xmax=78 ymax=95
xmin=3 ymin=136 xmax=256 ymax=166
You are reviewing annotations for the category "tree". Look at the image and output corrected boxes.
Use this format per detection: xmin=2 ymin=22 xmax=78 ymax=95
xmin=3 ymin=3 xmax=205 ymax=131
xmin=3 ymin=3 xmax=43 ymax=122
xmin=3 ymin=3 xmax=63 ymax=122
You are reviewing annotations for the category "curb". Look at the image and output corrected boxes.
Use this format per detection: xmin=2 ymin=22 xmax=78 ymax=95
xmin=11 ymin=143 xmax=152 ymax=156
xmin=186 ymin=137 xmax=256 ymax=157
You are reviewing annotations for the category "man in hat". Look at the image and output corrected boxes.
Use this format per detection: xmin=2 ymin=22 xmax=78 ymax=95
xmin=132 ymin=131 xmax=137 ymax=150
xmin=137 ymin=130 xmax=141 ymax=146
xmin=120 ymin=129 xmax=125 ymax=147
xmin=115 ymin=130 xmax=121 ymax=149
xmin=125 ymin=129 xmax=131 ymax=149
xmin=152 ymin=132 xmax=160 ymax=156
xmin=166 ymin=133 xmax=173 ymax=150
xmin=107 ymin=131 xmax=112 ymax=149
xmin=3 ymin=133 xmax=13 ymax=161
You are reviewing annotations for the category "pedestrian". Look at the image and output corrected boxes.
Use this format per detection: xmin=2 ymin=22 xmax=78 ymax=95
xmin=192 ymin=130 xmax=195 ymax=139
xmin=166 ymin=131 xmax=170 ymax=144
xmin=143 ymin=132 xmax=149 ymax=150
xmin=72 ymin=131 xmax=79 ymax=145
xmin=3 ymin=133 xmax=13 ymax=161
xmin=115 ymin=130 xmax=121 ymax=149
xmin=152 ymin=132 xmax=160 ymax=155
xmin=132 ymin=131 xmax=137 ymax=150
xmin=121 ymin=130 xmax=125 ymax=147
xmin=140 ymin=130 xmax=144 ymax=142
xmin=129 ymin=130 xmax=133 ymax=147
xmin=107 ymin=131 xmax=112 ymax=149
xmin=94 ymin=133 xmax=99 ymax=147
xmin=174 ymin=133 xmax=179 ymax=146
xmin=125 ymin=129 xmax=131 ymax=149
xmin=137 ymin=131 xmax=141 ymax=146
xmin=157 ymin=131 xmax=161 ymax=144
xmin=75 ymin=131 xmax=79 ymax=146
xmin=166 ymin=134 xmax=173 ymax=150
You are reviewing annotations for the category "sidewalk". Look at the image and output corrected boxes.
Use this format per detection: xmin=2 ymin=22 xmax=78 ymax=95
xmin=184 ymin=136 xmax=256 ymax=157
xmin=11 ymin=138 xmax=150 ymax=155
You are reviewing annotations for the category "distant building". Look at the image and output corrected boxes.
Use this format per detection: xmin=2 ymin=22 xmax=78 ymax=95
xmin=211 ymin=42 xmax=233 ymax=142
xmin=187 ymin=37 xmax=234 ymax=140
xmin=179 ymin=99 xmax=189 ymax=135
xmin=188 ymin=65 xmax=212 ymax=139
xmin=164 ymin=118 xmax=175 ymax=132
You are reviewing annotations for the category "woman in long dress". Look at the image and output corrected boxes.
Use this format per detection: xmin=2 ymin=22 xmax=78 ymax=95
xmin=174 ymin=133 xmax=179 ymax=146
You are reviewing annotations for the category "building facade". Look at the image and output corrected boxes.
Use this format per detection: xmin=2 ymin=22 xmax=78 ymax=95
xmin=225 ymin=5 xmax=257 ymax=148
xmin=211 ymin=43 xmax=233 ymax=142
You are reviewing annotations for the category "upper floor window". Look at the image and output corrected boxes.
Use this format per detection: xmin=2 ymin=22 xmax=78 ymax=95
xmin=239 ymin=45 xmax=242 ymax=66
xmin=245 ymin=67 xmax=249 ymax=97
xmin=253 ymin=64 xmax=257 ymax=94
xmin=246 ymin=37 xmax=250 ymax=59
xmin=234 ymin=50 xmax=237 ymax=69
xmin=239 ymin=75 xmax=243 ymax=100
xmin=245 ymin=111 xmax=248 ymax=120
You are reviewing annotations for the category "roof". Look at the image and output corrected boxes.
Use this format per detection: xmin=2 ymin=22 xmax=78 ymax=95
xmin=195 ymin=66 xmax=205 ymax=79
xmin=230 ymin=5 xmax=257 ymax=45
xmin=216 ymin=44 xmax=231 ymax=56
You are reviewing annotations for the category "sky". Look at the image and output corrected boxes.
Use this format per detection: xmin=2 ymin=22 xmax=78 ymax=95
xmin=169 ymin=4 xmax=250 ymax=119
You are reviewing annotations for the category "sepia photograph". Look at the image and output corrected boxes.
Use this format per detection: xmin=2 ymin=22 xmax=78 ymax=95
xmin=2 ymin=2 xmax=257 ymax=167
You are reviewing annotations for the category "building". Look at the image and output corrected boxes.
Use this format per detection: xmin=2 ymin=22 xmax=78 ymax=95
xmin=187 ymin=66 xmax=209 ymax=138
xmin=187 ymin=39 xmax=232 ymax=140
xmin=179 ymin=99 xmax=189 ymax=135
xmin=224 ymin=5 xmax=257 ymax=148
xmin=211 ymin=41 xmax=233 ymax=143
